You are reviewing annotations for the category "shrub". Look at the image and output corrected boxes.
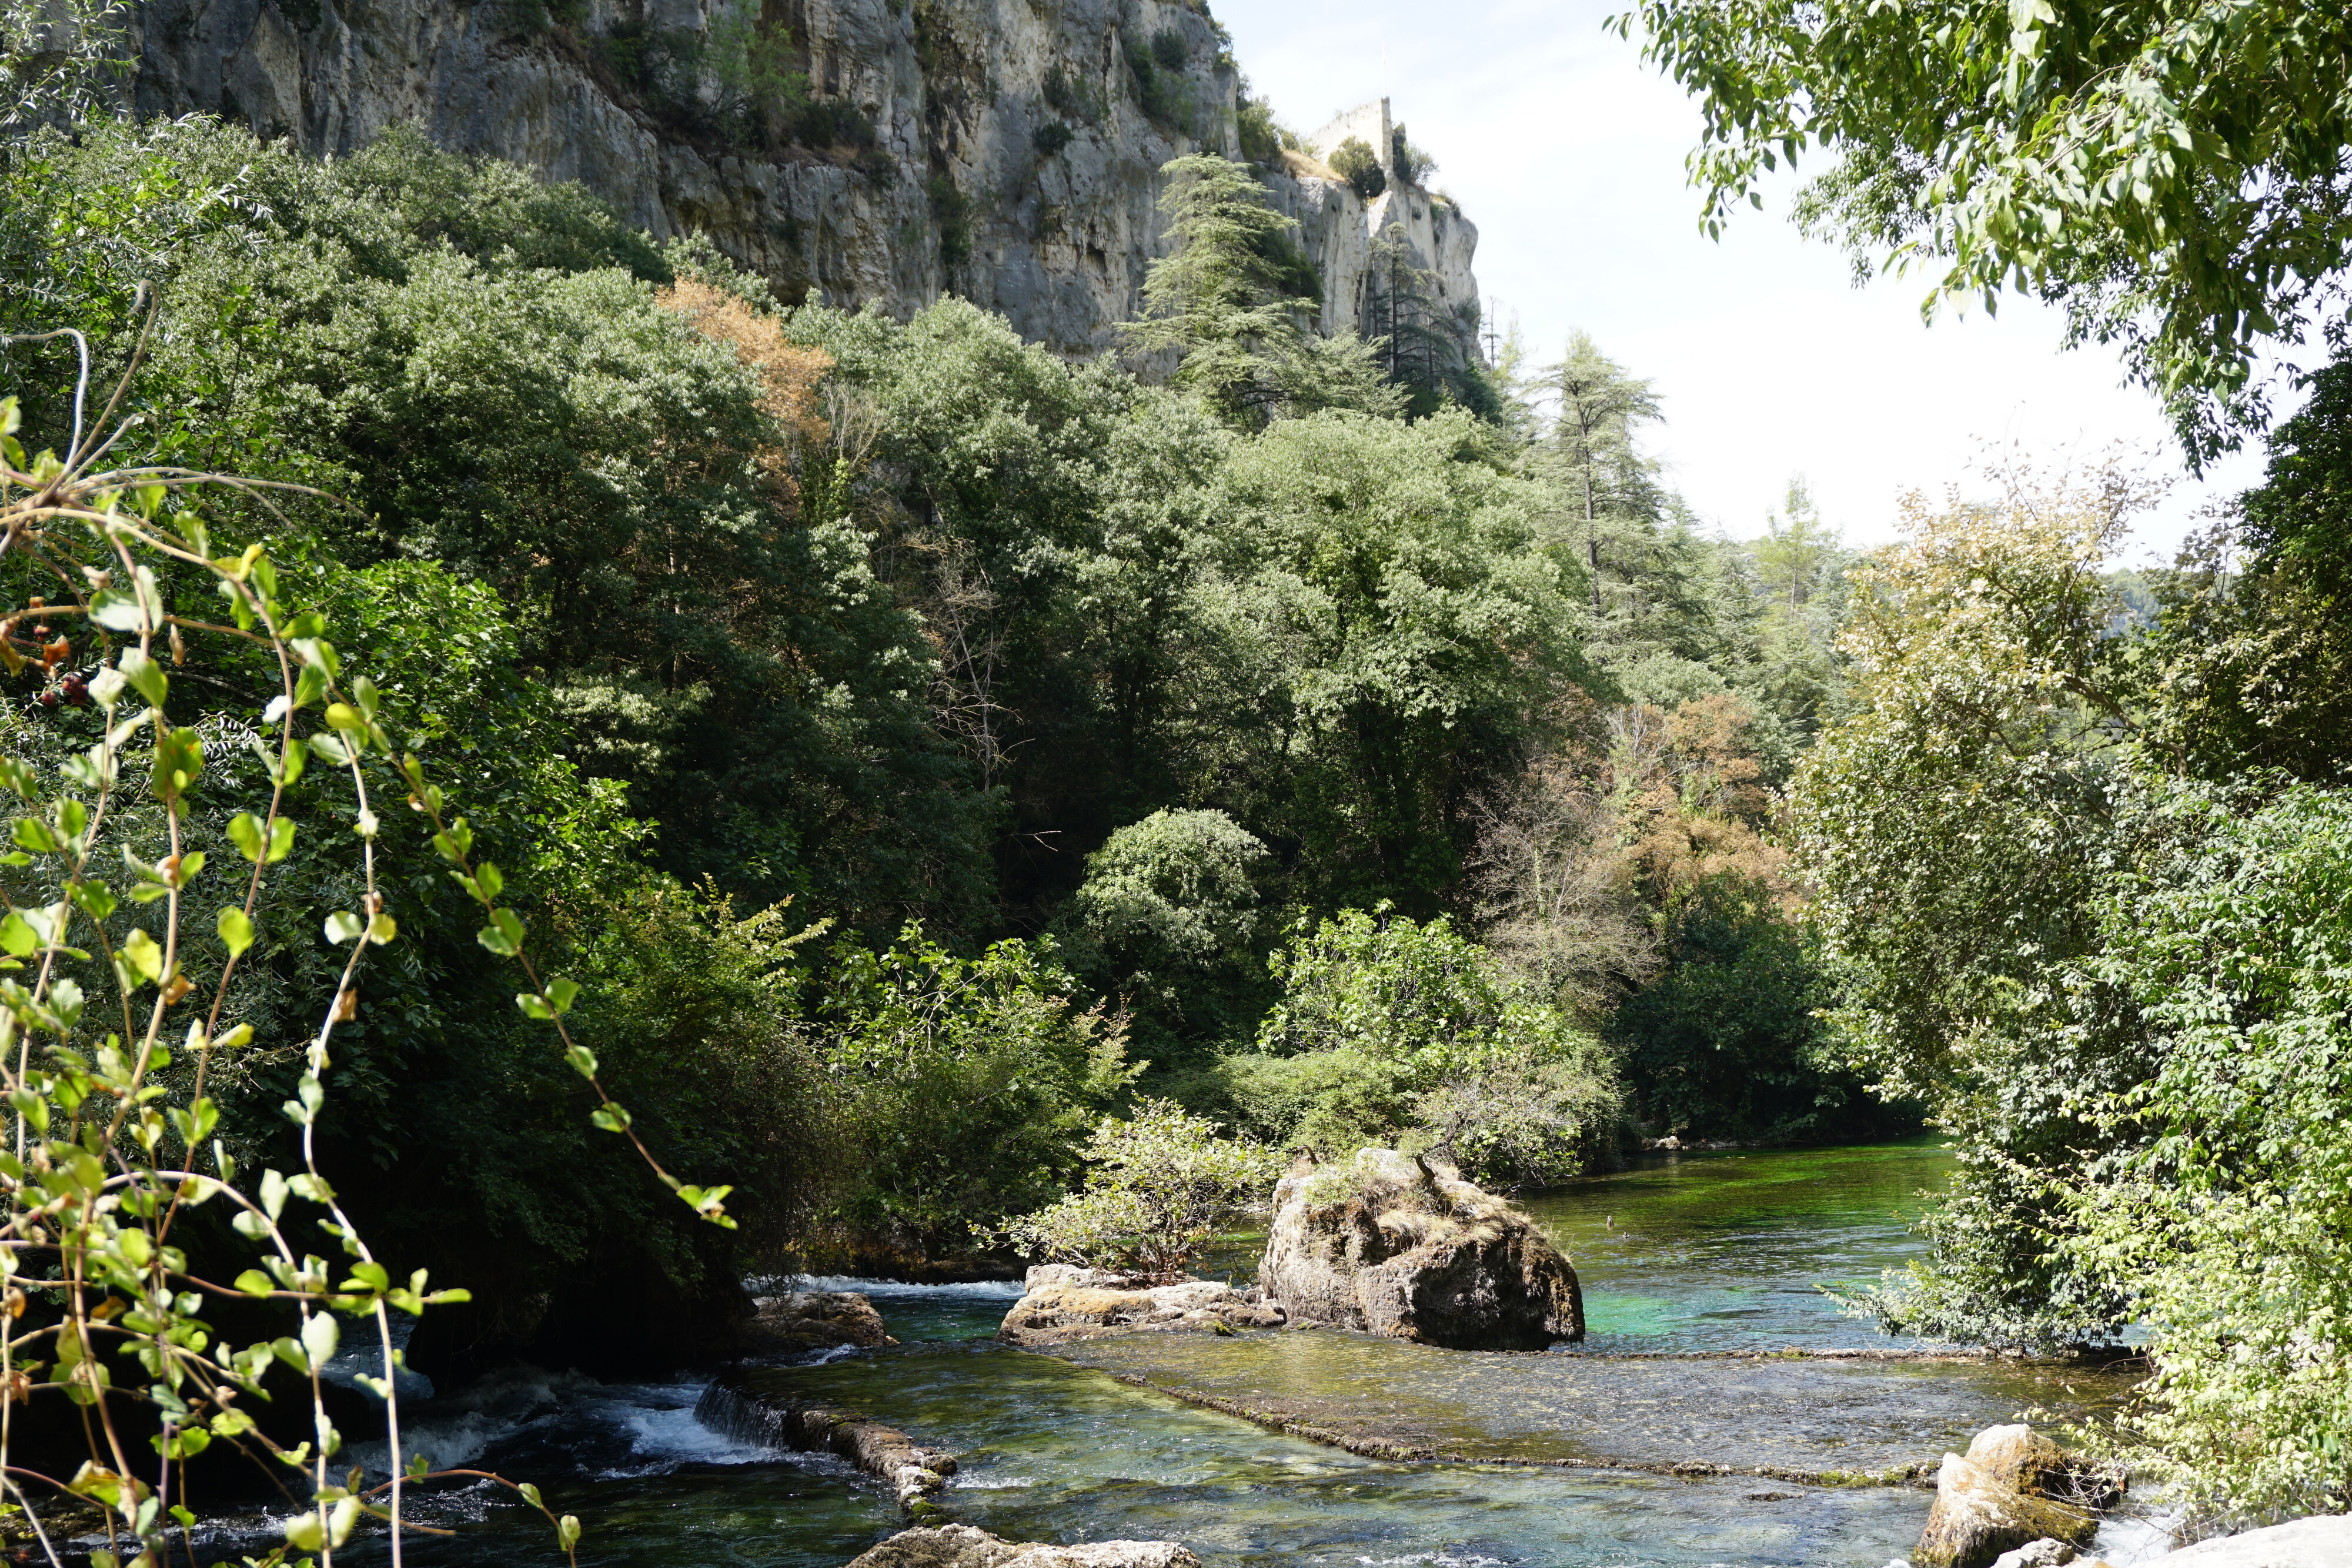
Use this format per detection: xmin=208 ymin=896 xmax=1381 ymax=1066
xmin=1043 ymin=62 xmax=1101 ymax=122
xmin=1237 ymin=95 xmax=1283 ymax=164
xmin=1151 ymin=26 xmax=1188 ymax=70
xmin=1033 ymin=118 xmax=1075 ymax=156
xmin=1390 ymin=123 xmax=1436 ymax=186
xmin=930 ymin=173 xmax=972 ymax=266
xmin=1329 ymin=136 xmax=1385 ymax=199
xmin=1000 ymin=1100 xmax=1282 ymax=1279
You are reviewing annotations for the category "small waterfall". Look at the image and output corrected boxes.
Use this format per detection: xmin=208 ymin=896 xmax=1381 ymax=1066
xmin=692 ymin=1380 xmax=791 ymax=1450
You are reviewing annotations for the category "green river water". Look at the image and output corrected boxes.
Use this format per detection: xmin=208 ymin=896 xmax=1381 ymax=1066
xmin=216 ymin=1139 xmax=2150 ymax=1568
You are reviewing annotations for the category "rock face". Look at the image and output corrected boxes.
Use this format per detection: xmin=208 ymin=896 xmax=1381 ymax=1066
xmin=998 ymin=1264 xmax=1284 ymax=1346
xmin=1257 ymin=1148 xmax=1583 ymax=1351
xmin=1913 ymin=1426 xmax=2103 ymax=1568
xmin=848 ymin=1524 xmax=1201 ymax=1568
xmin=126 ymin=0 xmax=1479 ymax=359
xmin=740 ymin=1289 xmax=897 ymax=1353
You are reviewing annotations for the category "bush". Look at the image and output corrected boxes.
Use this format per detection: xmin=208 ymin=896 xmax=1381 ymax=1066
xmin=930 ymin=173 xmax=973 ymax=266
xmin=2067 ymin=783 xmax=2352 ymax=1526
xmin=1000 ymin=1099 xmax=1282 ymax=1279
xmin=1330 ymin=136 xmax=1386 ymax=199
xmin=1390 ymin=124 xmax=1436 ymax=186
xmin=1237 ymin=95 xmax=1284 ymax=164
xmin=1034 ymin=118 xmax=1075 ymax=156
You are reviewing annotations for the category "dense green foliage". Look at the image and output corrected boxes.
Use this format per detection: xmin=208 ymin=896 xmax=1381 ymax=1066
xmin=1628 ymin=0 xmax=2352 ymax=459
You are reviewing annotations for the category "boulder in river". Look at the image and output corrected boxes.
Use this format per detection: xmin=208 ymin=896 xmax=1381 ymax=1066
xmin=999 ymin=1265 xmax=1285 ymax=1346
xmin=847 ymin=1523 xmax=1202 ymax=1567
xmin=1913 ymin=1426 xmax=2102 ymax=1568
xmin=740 ymin=1290 xmax=898 ymax=1354
xmin=1257 ymin=1148 xmax=1584 ymax=1350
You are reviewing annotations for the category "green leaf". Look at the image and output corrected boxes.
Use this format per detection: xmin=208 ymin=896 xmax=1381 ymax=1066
xmin=476 ymin=907 xmax=525 ymax=957
xmin=118 ymin=647 xmax=167 ymax=708
xmin=0 ymin=911 xmax=37 ymax=958
xmin=12 ymin=818 xmax=59 ymax=854
xmin=88 ymin=588 xmax=146 ymax=633
xmin=323 ymin=911 xmax=364 ymax=946
xmin=233 ymin=1269 xmax=275 ymax=1297
xmin=300 ymin=1312 xmax=339 ymax=1371
xmin=218 ymin=907 xmax=255 ymax=959
xmin=122 ymin=928 xmax=165 ymax=985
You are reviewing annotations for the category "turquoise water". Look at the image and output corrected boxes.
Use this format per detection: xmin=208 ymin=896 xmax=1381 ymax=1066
xmin=215 ymin=1139 xmax=2139 ymax=1568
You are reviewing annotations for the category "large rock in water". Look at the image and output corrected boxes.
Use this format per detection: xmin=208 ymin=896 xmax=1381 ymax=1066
xmin=739 ymin=1290 xmax=897 ymax=1354
xmin=847 ymin=1524 xmax=1201 ymax=1567
xmin=1257 ymin=1148 xmax=1583 ymax=1350
xmin=1914 ymin=1426 xmax=2103 ymax=1568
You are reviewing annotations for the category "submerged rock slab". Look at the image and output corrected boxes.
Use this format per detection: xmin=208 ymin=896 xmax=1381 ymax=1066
xmin=1051 ymin=1329 xmax=2135 ymax=1485
xmin=1914 ymin=1427 xmax=2100 ymax=1568
xmin=998 ymin=1266 xmax=1285 ymax=1346
xmin=847 ymin=1524 xmax=1201 ymax=1568
xmin=1260 ymin=1149 xmax=1583 ymax=1350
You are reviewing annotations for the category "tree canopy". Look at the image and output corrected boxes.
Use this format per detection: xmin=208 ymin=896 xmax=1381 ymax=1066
xmin=1625 ymin=0 xmax=2352 ymax=460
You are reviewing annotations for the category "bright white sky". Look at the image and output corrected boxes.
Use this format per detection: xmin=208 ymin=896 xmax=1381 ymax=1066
xmin=1216 ymin=0 xmax=2290 ymax=561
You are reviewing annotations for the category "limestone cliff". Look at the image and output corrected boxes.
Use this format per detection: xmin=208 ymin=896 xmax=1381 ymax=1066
xmin=128 ymin=0 xmax=1479 ymax=358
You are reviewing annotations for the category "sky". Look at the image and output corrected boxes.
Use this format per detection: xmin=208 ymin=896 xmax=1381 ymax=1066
xmin=1215 ymin=0 xmax=2290 ymax=561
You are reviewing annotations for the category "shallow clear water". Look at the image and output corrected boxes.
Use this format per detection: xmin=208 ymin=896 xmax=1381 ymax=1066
xmin=230 ymin=1139 xmax=2146 ymax=1568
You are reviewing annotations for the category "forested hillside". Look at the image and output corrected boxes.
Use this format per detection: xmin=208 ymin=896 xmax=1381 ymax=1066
xmin=0 ymin=111 xmax=1870 ymax=1378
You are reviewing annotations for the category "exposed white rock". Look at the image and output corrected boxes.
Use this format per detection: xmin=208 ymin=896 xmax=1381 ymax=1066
xmin=998 ymin=1263 xmax=1283 ymax=1345
xmin=2159 ymin=1517 xmax=2352 ymax=1568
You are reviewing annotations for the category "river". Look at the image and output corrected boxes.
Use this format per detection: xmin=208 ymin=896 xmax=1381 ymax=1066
xmin=273 ymin=1139 xmax=2150 ymax=1568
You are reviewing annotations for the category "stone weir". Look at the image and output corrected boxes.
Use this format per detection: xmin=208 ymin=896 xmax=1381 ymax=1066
xmin=128 ymin=0 xmax=1481 ymax=360
xmin=694 ymin=1375 xmax=956 ymax=1517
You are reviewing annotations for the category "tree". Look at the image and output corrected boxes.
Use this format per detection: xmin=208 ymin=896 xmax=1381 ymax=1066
xmin=1788 ymin=461 xmax=2161 ymax=1349
xmin=2141 ymin=353 xmax=2352 ymax=781
xmin=1125 ymin=155 xmax=1398 ymax=426
xmin=1625 ymin=0 xmax=2352 ymax=460
xmin=1541 ymin=331 xmax=1664 ymax=613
